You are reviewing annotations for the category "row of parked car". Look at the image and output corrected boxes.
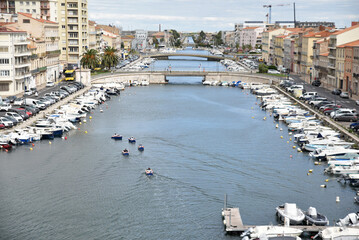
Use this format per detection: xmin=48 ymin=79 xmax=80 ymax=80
xmin=0 ymin=82 xmax=84 ymax=129
xmin=280 ymin=80 xmax=358 ymax=123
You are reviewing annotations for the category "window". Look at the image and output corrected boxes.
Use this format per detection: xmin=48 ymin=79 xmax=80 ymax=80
xmin=26 ymin=9 xmax=30 ymax=13
xmin=0 ymin=70 xmax=10 ymax=76
xmin=26 ymin=1 xmax=29 ymax=5
xmin=0 ymin=59 xmax=9 ymax=64
xmin=61 ymin=3 xmax=65 ymax=6
xmin=0 ymin=47 xmax=8 ymax=52
xmin=20 ymin=1 xmax=23 ymax=5
xmin=23 ymin=19 xmax=30 ymax=23
xmin=32 ymin=1 xmax=35 ymax=5
xmin=0 ymin=83 xmax=9 ymax=91
xmin=62 ymin=25 xmax=65 ymax=29
xmin=32 ymin=9 xmax=36 ymax=13
xmin=62 ymin=47 xmax=66 ymax=50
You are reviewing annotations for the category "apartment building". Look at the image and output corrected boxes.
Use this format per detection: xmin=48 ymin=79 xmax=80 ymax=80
xmin=8 ymin=12 xmax=60 ymax=87
xmin=0 ymin=26 xmax=31 ymax=96
xmin=328 ymin=23 xmax=359 ymax=89
xmin=238 ymin=27 xmax=264 ymax=49
xmin=28 ymin=39 xmax=47 ymax=88
xmin=262 ymin=28 xmax=289 ymax=64
xmin=88 ymin=20 xmax=100 ymax=51
xmin=58 ymin=0 xmax=88 ymax=68
xmin=313 ymin=38 xmax=330 ymax=85
xmin=273 ymin=35 xmax=285 ymax=67
xmin=283 ymin=35 xmax=295 ymax=72
xmin=0 ymin=0 xmax=58 ymax=22
xmin=353 ymin=45 xmax=359 ymax=95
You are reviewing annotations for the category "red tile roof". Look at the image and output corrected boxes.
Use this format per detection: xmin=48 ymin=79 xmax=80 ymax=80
xmin=0 ymin=26 xmax=26 ymax=33
xmin=320 ymin=52 xmax=329 ymax=56
xmin=337 ymin=40 xmax=359 ymax=48
xmin=18 ymin=12 xmax=57 ymax=24
xmin=332 ymin=24 xmax=359 ymax=35
xmin=303 ymin=30 xmax=335 ymax=38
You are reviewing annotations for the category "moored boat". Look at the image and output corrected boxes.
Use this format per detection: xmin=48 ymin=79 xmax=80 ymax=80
xmin=304 ymin=207 xmax=329 ymax=226
xmin=241 ymin=226 xmax=303 ymax=239
xmin=128 ymin=137 xmax=136 ymax=143
xmin=276 ymin=203 xmax=305 ymax=225
xmin=318 ymin=226 xmax=359 ymax=240
xmin=138 ymin=144 xmax=144 ymax=151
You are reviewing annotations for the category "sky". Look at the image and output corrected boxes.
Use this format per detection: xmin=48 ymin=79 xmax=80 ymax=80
xmin=88 ymin=0 xmax=359 ymax=32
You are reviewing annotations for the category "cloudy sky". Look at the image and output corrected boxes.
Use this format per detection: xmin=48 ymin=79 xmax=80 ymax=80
xmin=88 ymin=0 xmax=359 ymax=32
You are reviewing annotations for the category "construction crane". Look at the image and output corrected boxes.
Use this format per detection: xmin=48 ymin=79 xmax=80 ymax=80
xmin=263 ymin=3 xmax=291 ymax=24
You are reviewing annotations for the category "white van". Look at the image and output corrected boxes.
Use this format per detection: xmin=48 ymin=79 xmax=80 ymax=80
xmin=299 ymin=92 xmax=318 ymax=100
xmin=24 ymin=98 xmax=46 ymax=110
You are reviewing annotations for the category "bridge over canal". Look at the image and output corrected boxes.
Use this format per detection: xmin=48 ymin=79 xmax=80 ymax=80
xmin=144 ymin=53 xmax=234 ymax=61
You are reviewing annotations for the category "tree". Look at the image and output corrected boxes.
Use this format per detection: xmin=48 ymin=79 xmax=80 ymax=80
xmin=80 ymin=49 xmax=100 ymax=70
xmin=199 ymin=30 xmax=206 ymax=40
xmin=102 ymin=47 xmax=119 ymax=70
xmin=213 ymin=31 xmax=223 ymax=46
xmin=121 ymin=42 xmax=124 ymax=49
xmin=152 ymin=36 xmax=159 ymax=48
xmin=258 ymin=63 xmax=268 ymax=73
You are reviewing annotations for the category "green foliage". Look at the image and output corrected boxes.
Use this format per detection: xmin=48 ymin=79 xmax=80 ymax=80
xmin=102 ymin=47 xmax=119 ymax=70
xmin=121 ymin=42 xmax=124 ymax=49
xmin=214 ymin=31 xmax=223 ymax=46
xmin=268 ymin=65 xmax=277 ymax=70
xmin=152 ymin=37 xmax=159 ymax=45
xmin=258 ymin=63 xmax=268 ymax=73
xmin=80 ymin=49 xmax=100 ymax=70
xmin=199 ymin=30 xmax=206 ymax=39
xmin=255 ymin=44 xmax=262 ymax=50
xmin=174 ymin=39 xmax=181 ymax=47
xmin=171 ymin=29 xmax=180 ymax=40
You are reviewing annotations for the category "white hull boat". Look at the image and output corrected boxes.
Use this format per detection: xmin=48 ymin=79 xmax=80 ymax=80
xmin=241 ymin=226 xmax=303 ymax=239
xmin=318 ymin=227 xmax=359 ymax=240
xmin=276 ymin=203 xmax=305 ymax=225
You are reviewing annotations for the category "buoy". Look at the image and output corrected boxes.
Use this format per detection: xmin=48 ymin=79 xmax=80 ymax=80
xmin=49 ymin=141 xmax=52 ymax=145
xmin=290 ymin=155 xmax=293 ymax=158
xmin=263 ymin=117 xmax=266 ymax=120
xmin=32 ymin=143 xmax=35 ymax=147
xmin=79 ymin=122 xmax=82 ymax=125
xmin=251 ymin=107 xmax=253 ymax=109
xmin=288 ymin=132 xmax=292 ymax=135
xmin=280 ymin=128 xmax=283 ymax=131
xmin=276 ymin=124 xmax=278 ymax=128
xmin=85 ymin=131 xmax=88 ymax=134
xmin=281 ymin=136 xmax=283 ymax=139
xmin=314 ymin=162 xmax=319 ymax=165
xmin=287 ymin=141 xmax=289 ymax=143
xmin=30 ymin=147 xmax=33 ymax=151
xmin=289 ymin=138 xmax=292 ymax=141
xmin=309 ymin=169 xmax=313 ymax=173
xmin=65 ymin=136 xmax=67 ymax=140
xmin=89 ymin=116 xmax=92 ymax=119
xmin=336 ymin=196 xmax=340 ymax=202
xmin=252 ymin=116 xmax=254 ymax=119
xmin=320 ymin=185 xmax=327 ymax=188
xmin=83 ymin=120 xmax=87 ymax=123
xmin=307 ymin=173 xmax=310 ymax=176
xmin=325 ymin=179 xmax=329 ymax=182
xmin=297 ymin=148 xmax=302 ymax=152
xmin=292 ymin=146 xmax=296 ymax=149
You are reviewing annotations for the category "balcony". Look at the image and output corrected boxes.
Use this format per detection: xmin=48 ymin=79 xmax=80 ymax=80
xmin=14 ymin=51 xmax=31 ymax=57
xmin=14 ymin=40 xmax=30 ymax=46
xmin=328 ymin=64 xmax=336 ymax=69
xmin=328 ymin=55 xmax=336 ymax=59
xmin=39 ymin=66 xmax=47 ymax=72
xmin=40 ymin=4 xmax=49 ymax=9
xmin=15 ymin=73 xmax=31 ymax=80
xmin=46 ymin=50 xmax=61 ymax=56
xmin=15 ymin=62 xmax=30 ymax=68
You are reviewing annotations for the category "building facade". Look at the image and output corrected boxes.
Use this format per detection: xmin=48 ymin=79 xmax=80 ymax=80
xmin=0 ymin=26 xmax=31 ymax=96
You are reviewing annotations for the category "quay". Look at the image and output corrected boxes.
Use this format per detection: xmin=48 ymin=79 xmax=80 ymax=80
xmin=0 ymin=85 xmax=91 ymax=134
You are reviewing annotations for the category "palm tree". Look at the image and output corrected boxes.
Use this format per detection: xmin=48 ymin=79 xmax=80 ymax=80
xmin=102 ymin=47 xmax=119 ymax=70
xmin=80 ymin=49 xmax=100 ymax=69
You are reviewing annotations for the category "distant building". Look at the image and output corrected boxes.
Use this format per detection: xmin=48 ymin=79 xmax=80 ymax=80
xmin=132 ymin=30 xmax=147 ymax=50
xmin=297 ymin=21 xmax=335 ymax=28
xmin=239 ymin=27 xmax=264 ymax=49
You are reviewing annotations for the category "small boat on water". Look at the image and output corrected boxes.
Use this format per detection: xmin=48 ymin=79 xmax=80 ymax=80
xmin=0 ymin=143 xmax=12 ymax=150
xmin=128 ymin=137 xmax=136 ymax=143
xmin=122 ymin=149 xmax=129 ymax=156
xmin=240 ymin=226 xmax=303 ymax=239
xmin=276 ymin=203 xmax=305 ymax=225
xmin=317 ymin=227 xmax=359 ymax=240
xmin=304 ymin=207 xmax=329 ymax=226
xmin=111 ymin=134 xmax=122 ymax=140
xmin=354 ymin=196 xmax=359 ymax=204
xmin=145 ymin=168 xmax=153 ymax=175
xmin=138 ymin=144 xmax=144 ymax=151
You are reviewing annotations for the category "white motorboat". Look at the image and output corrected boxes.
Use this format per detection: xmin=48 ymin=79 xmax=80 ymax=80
xmin=241 ymin=226 xmax=303 ymax=239
xmin=141 ymin=79 xmax=149 ymax=86
xmin=309 ymin=147 xmax=357 ymax=160
xmin=318 ymin=227 xmax=359 ymax=240
xmin=202 ymin=80 xmax=211 ymax=85
xmin=325 ymin=165 xmax=359 ymax=175
xmin=276 ymin=203 xmax=305 ymax=225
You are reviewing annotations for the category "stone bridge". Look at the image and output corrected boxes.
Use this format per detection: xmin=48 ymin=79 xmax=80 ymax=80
xmin=144 ymin=53 xmax=234 ymax=61
xmin=91 ymin=71 xmax=275 ymax=85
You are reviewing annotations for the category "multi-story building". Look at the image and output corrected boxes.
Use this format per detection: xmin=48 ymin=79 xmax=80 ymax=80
xmin=328 ymin=23 xmax=359 ymax=89
xmin=337 ymin=40 xmax=359 ymax=94
xmin=88 ymin=20 xmax=100 ymax=51
xmin=297 ymin=21 xmax=335 ymax=28
xmin=8 ymin=12 xmax=60 ymax=87
xmin=58 ymin=0 xmax=88 ymax=68
xmin=121 ymin=35 xmax=134 ymax=51
xmin=0 ymin=0 xmax=58 ymax=22
xmin=353 ymin=45 xmax=359 ymax=95
xmin=273 ymin=35 xmax=285 ymax=67
xmin=132 ymin=30 xmax=147 ymax=50
xmin=300 ymin=30 xmax=334 ymax=82
xmin=283 ymin=35 xmax=295 ymax=72
xmin=238 ymin=27 xmax=264 ymax=49
xmin=313 ymin=38 xmax=330 ymax=85
xmin=0 ymin=26 xmax=31 ymax=96
xmin=28 ymin=39 xmax=47 ymax=89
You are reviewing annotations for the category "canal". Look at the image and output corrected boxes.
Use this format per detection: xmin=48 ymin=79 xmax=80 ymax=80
xmin=0 ymin=49 xmax=357 ymax=239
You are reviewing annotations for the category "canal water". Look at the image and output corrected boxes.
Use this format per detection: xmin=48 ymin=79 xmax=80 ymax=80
xmin=0 ymin=50 xmax=358 ymax=239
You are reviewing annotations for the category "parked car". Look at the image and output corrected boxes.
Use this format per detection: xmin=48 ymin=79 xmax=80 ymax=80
xmin=332 ymin=88 xmax=342 ymax=95
xmin=13 ymin=98 xmax=24 ymax=106
xmin=24 ymin=90 xmax=33 ymax=96
xmin=2 ymin=115 xmax=18 ymax=125
xmin=0 ymin=117 xmax=13 ymax=127
xmin=287 ymin=85 xmax=304 ymax=93
xmin=6 ymin=96 xmax=17 ymax=103
xmin=299 ymin=92 xmax=318 ymax=101
xmin=0 ymin=123 xmax=5 ymax=129
xmin=46 ymin=81 xmax=55 ymax=87
xmin=331 ymin=108 xmax=357 ymax=118
xmin=308 ymin=97 xmax=327 ymax=106
xmin=0 ymin=103 xmax=12 ymax=111
xmin=350 ymin=122 xmax=359 ymax=131
xmin=340 ymin=92 xmax=349 ymax=98
xmin=5 ymin=112 xmax=23 ymax=122
xmin=312 ymin=80 xmax=321 ymax=87
xmin=324 ymin=107 xmax=341 ymax=116
xmin=334 ymin=113 xmax=358 ymax=122
xmin=319 ymin=104 xmax=341 ymax=111
xmin=8 ymin=108 xmax=29 ymax=120
xmin=268 ymin=69 xmax=280 ymax=74
xmin=314 ymin=101 xmax=333 ymax=109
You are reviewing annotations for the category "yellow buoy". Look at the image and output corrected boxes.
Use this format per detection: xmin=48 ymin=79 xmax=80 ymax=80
xmin=281 ymin=136 xmax=283 ymax=139
xmin=252 ymin=116 xmax=254 ymax=119
xmin=49 ymin=141 xmax=52 ymax=145
xmin=79 ymin=122 xmax=82 ymax=125
xmin=89 ymin=116 xmax=92 ymax=119
xmin=85 ymin=131 xmax=88 ymax=134
xmin=263 ymin=117 xmax=266 ymax=120
xmin=292 ymin=146 xmax=296 ymax=149
xmin=307 ymin=173 xmax=310 ymax=176
xmin=289 ymin=138 xmax=292 ymax=141
xmin=325 ymin=179 xmax=329 ymax=182
xmin=30 ymin=147 xmax=33 ymax=151
xmin=287 ymin=141 xmax=289 ymax=143
xmin=309 ymin=169 xmax=313 ymax=173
